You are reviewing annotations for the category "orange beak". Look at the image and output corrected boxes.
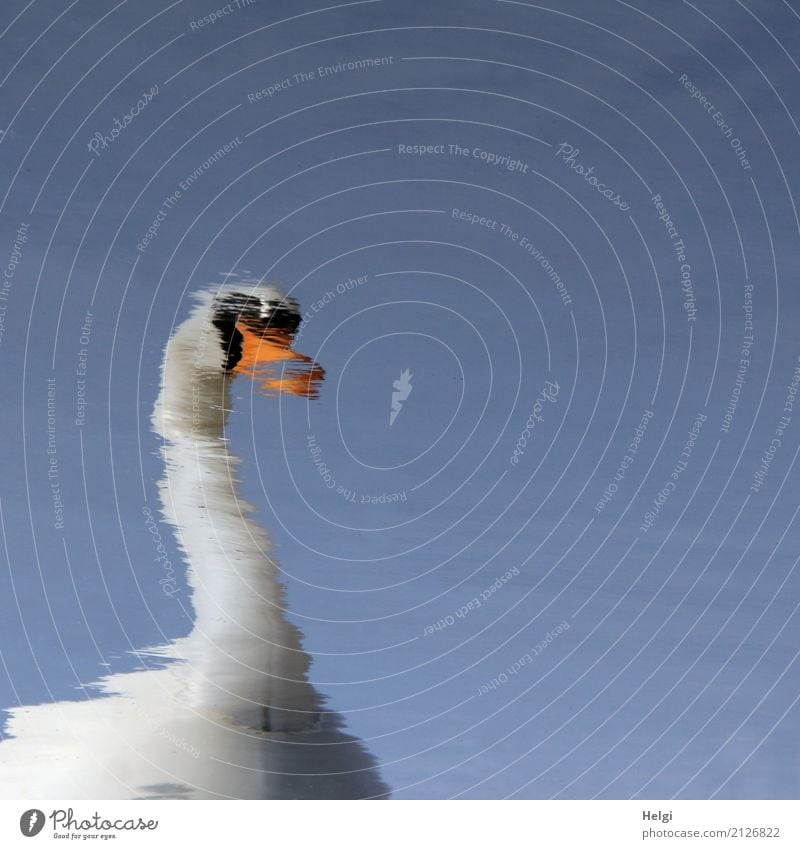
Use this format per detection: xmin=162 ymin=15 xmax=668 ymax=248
xmin=233 ymin=322 xmax=325 ymax=399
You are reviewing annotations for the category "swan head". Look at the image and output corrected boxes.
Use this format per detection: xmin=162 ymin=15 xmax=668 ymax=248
xmin=196 ymin=280 xmax=324 ymax=399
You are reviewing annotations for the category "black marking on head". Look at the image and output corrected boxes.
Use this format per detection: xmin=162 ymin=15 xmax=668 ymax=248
xmin=212 ymin=291 xmax=301 ymax=371
xmin=212 ymin=315 xmax=244 ymax=372
xmin=262 ymin=300 xmax=301 ymax=335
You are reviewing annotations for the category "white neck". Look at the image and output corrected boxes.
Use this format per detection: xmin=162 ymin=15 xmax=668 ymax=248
xmin=151 ymin=310 xmax=319 ymax=732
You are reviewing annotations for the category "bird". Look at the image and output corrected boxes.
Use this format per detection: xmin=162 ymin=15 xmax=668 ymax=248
xmin=0 ymin=279 xmax=390 ymax=800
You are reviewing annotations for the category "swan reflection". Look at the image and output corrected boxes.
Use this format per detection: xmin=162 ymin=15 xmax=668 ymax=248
xmin=0 ymin=281 xmax=390 ymax=800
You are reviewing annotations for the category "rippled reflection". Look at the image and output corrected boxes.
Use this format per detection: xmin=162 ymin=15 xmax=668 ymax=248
xmin=0 ymin=282 xmax=388 ymax=799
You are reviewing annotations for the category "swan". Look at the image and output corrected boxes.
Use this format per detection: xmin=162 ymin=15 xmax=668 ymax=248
xmin=0 ymin=280 xmax=389 ymax=799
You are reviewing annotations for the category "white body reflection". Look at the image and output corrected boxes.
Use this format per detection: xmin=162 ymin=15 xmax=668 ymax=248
xmin=0 ymin=282 xmax=389 ymax=799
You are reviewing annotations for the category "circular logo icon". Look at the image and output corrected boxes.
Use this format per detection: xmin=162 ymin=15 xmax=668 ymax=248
xmin=19 ymin=809 xmax=46 ymax=837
